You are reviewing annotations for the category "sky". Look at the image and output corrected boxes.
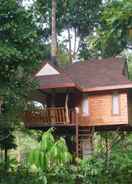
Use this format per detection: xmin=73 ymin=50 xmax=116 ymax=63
xmin=22 ymin=0 xmax=33 ymax=8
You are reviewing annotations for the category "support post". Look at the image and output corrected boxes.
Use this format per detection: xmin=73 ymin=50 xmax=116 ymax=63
xmin=91 ymin=126 xmax=95 ymax=153
xmin=51 ymin=91 xmax=55 ymax=107
xmin=75 ymin=109 xmax=79 ymax=158
xmin=51 ymin=91 xmax=55 ymax=123
xmin=65 ymin=93 xmax=69 ymax=124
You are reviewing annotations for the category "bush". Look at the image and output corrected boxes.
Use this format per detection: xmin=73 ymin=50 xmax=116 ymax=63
xmin=1 ymin=130 xmax=132 ymax=184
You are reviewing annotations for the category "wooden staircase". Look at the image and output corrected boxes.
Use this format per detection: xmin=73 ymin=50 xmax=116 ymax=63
xmin=76 ymin=126 xmax=94 ymax=158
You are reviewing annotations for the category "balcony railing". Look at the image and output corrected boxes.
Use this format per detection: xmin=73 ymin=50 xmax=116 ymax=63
xmin=24 ymin=107 xmax=77 ymax=127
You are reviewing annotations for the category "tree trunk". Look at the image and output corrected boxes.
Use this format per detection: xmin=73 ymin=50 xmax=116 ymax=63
xmin=67 ymin=28 xmax=72 ymax=63
xmin=51 ymin=0 xmax=57 ymax=64
xmin=105 ymin=133 xmax=109 ymax=170
xmin=73 ymin=28 xmax=77 ymax=60
xmin=4 ymin=148 xmax=8 ymax=170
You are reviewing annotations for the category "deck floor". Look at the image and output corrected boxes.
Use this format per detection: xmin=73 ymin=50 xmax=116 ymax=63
xmin=25 ymin=122 xmax=132 ymax=131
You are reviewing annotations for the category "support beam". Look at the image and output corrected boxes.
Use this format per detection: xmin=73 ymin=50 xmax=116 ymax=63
xmin=75 ymin=111 xmax=79 ymax=158
xmin=51 ymin=90 xmax=55 ymax=107
xmin=65 ymin=93 xmax=70 ymax=123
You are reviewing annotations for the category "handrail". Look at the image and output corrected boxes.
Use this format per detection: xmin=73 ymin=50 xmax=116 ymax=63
xmin=24 ymin=107 xmax=77 ymax=126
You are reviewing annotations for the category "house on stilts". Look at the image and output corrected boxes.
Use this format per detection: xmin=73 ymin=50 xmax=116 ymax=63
xmin=24 ymin=57 xmax=132 ymax=158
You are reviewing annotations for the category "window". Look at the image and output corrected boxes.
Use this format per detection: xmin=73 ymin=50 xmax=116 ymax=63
xmin=112 ymin=93 xmax=120 ymax=115
xmin=82 ymin=95 xmax=89 ymax=115
xmin=27 ymin=101 xmax=44 ymax=110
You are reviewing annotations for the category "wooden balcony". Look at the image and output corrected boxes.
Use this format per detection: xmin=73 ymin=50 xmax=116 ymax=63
xmin=24 ymin=107 xmax=77 ymax=128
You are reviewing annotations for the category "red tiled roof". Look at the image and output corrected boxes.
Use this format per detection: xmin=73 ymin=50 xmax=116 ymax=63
xmin=65 ymin=57 xmax=132 ymax=91
xmin=36 ymin=72 xmax=75 ymax=89
xmin=36 ymin=58 xmax=132 ymax=92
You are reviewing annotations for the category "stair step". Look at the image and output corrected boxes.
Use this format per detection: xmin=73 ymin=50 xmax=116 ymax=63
xmin=79 ymin=130 xmax=92 ymax=132
xmin=79 ymin=132 xmax=91 ymax=135
xmin=79 ymin=135 xmax=90 ymax=139
xmin=79 ymin=134 xmax=91 ymax=137
xmin=79 ymin=132 xmax=93 ymax=135
xmin=79 ymin=127 xmax=92 ymax=130
xmin=79 ymin=128 xmax=91 ymax=130
xmin=79 ymin=132 xmax=92 ymax=134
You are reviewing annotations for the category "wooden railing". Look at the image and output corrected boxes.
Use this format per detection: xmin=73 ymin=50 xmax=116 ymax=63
xmin=24 ymin=107 xmax=77 ymax=127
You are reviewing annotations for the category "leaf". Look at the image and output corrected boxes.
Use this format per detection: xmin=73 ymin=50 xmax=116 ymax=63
xmin=41 ymin=130 xmax=55 ymax=151
xmin=42 ymin=175 xmax=47 ymax=184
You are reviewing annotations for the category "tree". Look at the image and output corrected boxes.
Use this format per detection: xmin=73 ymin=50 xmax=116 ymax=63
xmin=28 ymin=129 xmax=72 ymax=171
xmin=0 ymin=127 xmax=16 ymax=170
xmin=34 ymin=0 xmax=102 ymax=62
xmin=51 ymin=0 xmax=58 ymax=63
xmin=0 ymin=0 xmax=42 ymax=125
xmin=83 ymin=0 xmax=132 ymax=59
xmin=0 ymin=0 xmax=43 ymax=166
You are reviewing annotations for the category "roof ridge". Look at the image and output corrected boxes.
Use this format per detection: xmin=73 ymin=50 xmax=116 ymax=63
xmin=64 ymin=57 xmax=124 ymax=68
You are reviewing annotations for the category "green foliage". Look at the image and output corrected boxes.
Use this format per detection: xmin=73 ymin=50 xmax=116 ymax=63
xmin=0 ymin=0 xmax=44 ymax=170
xmin=78 ymin=157 xmax=105 ymax=184
xmin=57 ymin=45 xmax=70 ymax=67
xmin=27 ymin=129 xmax=75 ymax=184
xmin=1 ymin=130 xmax=132 ymax=183
xmin=0 ymin=128 xmax=16 ymax=151
xmin=28 ymin=129 xmax=72 ymax=172
xmin=34 ymin=0 xmax=102 ymax=61
xmin=0 ymin=0 xmax=43 ymax=125
xmin=100 ymin=0 xmax=132 ymax=57
xmin=83 ymin=0 xmax=132 ymax=59
xmin=35 ymin=0 xmax=101 ymax=34
xmin=0 ymin=127 xmax=16 ymax=170
xmin=127 ymin=52 xmax=132 ymax=79
xmin=1 ymin=1 xmax=132 ymax=183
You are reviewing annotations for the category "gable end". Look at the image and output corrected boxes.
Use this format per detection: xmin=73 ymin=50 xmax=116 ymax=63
xmin=36 ymin=63 xmax=60 ymax=76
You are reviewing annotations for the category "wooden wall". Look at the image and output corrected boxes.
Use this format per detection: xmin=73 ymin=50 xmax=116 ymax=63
xmin=79 ymin=92 xmax=128 ymax=126
xmin=39 ymin=90 xmax=129 ymax=126
xmin=128 ymin=90 xmax=132 ymax=125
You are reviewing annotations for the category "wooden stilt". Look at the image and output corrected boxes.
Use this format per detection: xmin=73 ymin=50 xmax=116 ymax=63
xmin=91 ymin=126 xmax=95 ymax=152
xmin=75 ymin=111 xmax=79 ymax=158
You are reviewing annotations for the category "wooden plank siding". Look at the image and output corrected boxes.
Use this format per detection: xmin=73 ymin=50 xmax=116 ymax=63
xmin=78 ymin=92 xmax=128 ymax=126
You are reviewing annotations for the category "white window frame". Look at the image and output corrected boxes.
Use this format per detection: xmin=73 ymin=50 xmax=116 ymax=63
xmin=82 ymin=94 xmax=89 ymax=116
xmin=112 ymin=93 xmax=120 ymax=115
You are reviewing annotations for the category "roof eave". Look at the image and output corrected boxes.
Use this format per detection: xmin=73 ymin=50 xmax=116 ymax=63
xmin=80 ymin=84 xmax=132 ymax=92
xmin=39 ymin=83 xmax=76 ymax=90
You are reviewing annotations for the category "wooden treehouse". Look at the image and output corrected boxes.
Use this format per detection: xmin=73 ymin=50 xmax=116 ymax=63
xmin=24 ymin=57 xmax=132 ymax=158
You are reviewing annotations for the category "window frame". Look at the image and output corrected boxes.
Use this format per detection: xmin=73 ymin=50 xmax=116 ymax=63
xmin=82 ymin=94 xmax=90 ymax=116
xmin=112 ymin=93 xmax=120 ymax=115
